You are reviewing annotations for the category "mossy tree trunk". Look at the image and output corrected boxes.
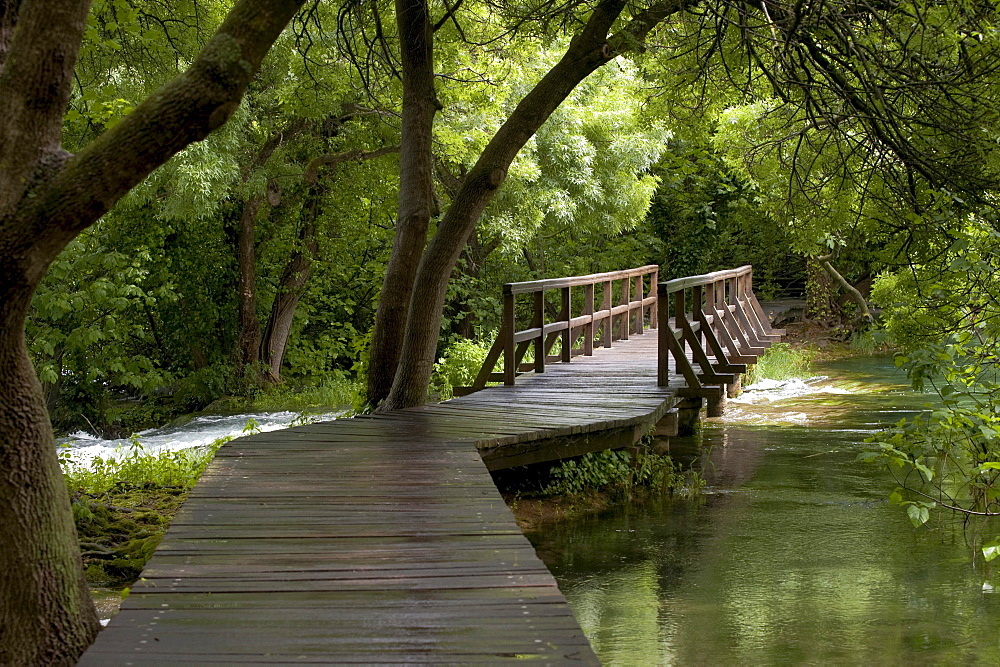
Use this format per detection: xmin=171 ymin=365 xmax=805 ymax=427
xmin=0 ymin=1 xmax=304 ymax=661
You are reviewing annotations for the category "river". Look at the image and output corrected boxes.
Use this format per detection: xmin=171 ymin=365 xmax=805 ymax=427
xmin=526 ymin=357 xmax=1000 ymax=664
xmin=59 ymin=410 xmax=343 ymax=468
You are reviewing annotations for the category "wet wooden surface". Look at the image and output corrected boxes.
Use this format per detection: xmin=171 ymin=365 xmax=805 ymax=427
xmin=81 ymin=333 xmax=679 ymax=664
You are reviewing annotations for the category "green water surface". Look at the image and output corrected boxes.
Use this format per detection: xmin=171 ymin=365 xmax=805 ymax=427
xmin=527 ymin=357 xmax=1000 ymax=665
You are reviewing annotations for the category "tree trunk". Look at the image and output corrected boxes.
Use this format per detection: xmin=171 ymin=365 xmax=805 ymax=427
xmin=0 ymin=0 xmax=304 ymax=659
xmin=818 ymin=254 xmax=874 ymax=324
xmin=379 ymin=0 xmax=635 ymax=410
xmin=260 ymin=221 xmax=319 ymax=382
xmin=0 ymin=291 xmax=99 ymax=665
xmin=235 ymin=194 xmax=264 ymax=378
xmin=806 ymin=258 xmax=839 ymax=323
xmin=366 ymin=0 xmax=439 ymax=407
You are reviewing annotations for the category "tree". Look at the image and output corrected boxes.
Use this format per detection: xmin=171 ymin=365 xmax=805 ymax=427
xmin=0 ymin=1 xmax=304 ymax=662
xmin=367 ymin=0 xmax=691 ymax=409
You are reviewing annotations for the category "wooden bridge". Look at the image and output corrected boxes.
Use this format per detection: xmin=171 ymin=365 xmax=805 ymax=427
xmin=81 ymin=265 xmax=781 ymax=664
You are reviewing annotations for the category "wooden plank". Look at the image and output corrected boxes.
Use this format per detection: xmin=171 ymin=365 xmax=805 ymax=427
xmin=84 ymin=299 xmax=780 ymax=663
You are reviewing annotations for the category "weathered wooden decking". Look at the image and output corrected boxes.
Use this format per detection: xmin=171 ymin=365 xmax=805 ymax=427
xmin=81 ymin=333 xmax=679 ymax=665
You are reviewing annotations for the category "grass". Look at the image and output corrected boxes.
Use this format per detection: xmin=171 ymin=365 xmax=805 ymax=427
xmin=61 ymin=421 xmax=259 ymax=588
xmin=245 ymin=377 xmax=359 ymax=412
xmin=744 ymin=342 xmax=813 ymax=385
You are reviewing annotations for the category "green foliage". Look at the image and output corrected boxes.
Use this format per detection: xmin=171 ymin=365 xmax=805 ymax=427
xmin=430 ymin=338 xmax=495 ymax=400
xmin=744 ymin=343 xmax=813 ymax=385
xmin=245 ymin=375 xmax=359 ymax=412
xmin=862 ymin=214 xmax=1000 ymax=533
xmin=646 ymin=142 xmax=801 ymax=293
xmin=60 ymin=429 xmax=241 ymax=496
xmin=543 ymin=448 xmax=703 ymax=499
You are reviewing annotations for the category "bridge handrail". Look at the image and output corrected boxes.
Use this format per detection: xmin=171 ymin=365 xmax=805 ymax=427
xmin=459 ymin=263 xmax=785 ymax=399
xmin=656 ymin=264 xmax=784 ymax=398
xmin=503 ymin=264 xmax=660 ymax=294
xmin=659 ymin=264 xmax=752 ymax=294
xmin=461 ymin=265 xmax=659 ymax=393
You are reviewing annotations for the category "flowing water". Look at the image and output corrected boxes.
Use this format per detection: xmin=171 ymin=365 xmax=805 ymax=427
xmin=59 ymin=410 xmax=343 ymax=468
xmin=527 ymin=357 xmax=1000 ymax=665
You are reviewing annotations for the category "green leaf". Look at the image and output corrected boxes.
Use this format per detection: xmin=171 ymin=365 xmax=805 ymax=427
xmin=906 ymin=503 xmax=931 ymax=527
xmin=984 ymin=538 xmax=1000 ymax=562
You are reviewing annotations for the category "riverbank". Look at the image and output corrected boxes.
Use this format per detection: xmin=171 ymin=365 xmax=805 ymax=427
xmin=501 ymin=321 xmax=882 ymax=532
xmin=506 ymin=490 xmax=630 ymax=533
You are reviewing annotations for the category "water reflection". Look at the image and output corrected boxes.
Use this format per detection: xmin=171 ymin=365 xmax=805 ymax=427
xmin=528 ymin=357 xmax=1000 ymax=664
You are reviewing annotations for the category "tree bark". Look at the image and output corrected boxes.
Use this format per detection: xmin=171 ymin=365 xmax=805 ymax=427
xmin=236 ymin=194 xmax=265 ymax=376
xmin=0 ymin=290 xmax=99 ymax=665
xmin=233 ymin=120 xmax=307 ymax=382
xmin=366 ymin=0 xmax=439 ymax=407
xmin=257 ymin=146 xmax=399 ymax=383
xmin=0 ymin=0 xmax=304 ymax=660
xmin=817 ymin=253 xmax=874 ymax=324
xmin=260 ymin=220 xmax=319 ymax=382
xmin=379 ymin=0 xmax=687 ymax=410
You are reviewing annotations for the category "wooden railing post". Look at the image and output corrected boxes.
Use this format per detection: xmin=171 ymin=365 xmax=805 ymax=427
xmin=692 ymin=284 xmax=704 ymax=352
xmin=634 ymin=274 xmax=644 ymax=335
xmin=584 ymin=283 xmax=595 ymax=355
xmin=649 ymin=268 xmax=658 ymax=329
xmin=533 ymin=290 xmax=545 ymax=374
xmin=619 ymin=277 xmax=629 ymax=340
xmin=657 ymin=282 xmax=670 ymax=386
xmin=503 ymin=291 xmax=515 ymax=386
xmin=602 ymin=280 xmax=612 ymax=348
xmin=561 ymin=286 xmax=571 ymax=363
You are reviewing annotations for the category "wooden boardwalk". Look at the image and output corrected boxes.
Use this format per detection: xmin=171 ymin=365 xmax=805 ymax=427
xmin=80 ymin=334 xmax=678 ymax=665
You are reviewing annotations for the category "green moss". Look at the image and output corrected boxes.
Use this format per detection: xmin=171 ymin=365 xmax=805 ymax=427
xmin=72 ymin=486 xmax=187 ymax=588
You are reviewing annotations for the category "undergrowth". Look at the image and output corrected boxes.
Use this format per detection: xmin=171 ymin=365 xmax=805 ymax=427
xmin=542 ymin=446 xmax=704 ymax=499
xmin=61 ymin=420 xmax=259 ymax=587
xmin=744 ymin=342 xmax=813 ymax=385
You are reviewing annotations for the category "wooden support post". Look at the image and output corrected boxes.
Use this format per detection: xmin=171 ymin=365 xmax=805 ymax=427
xmin=657 ymin=283 xmax=670 ymax=386
xmin=602 ymin=280 xmax=612 ymax=348
xmin=533 ymin=290 xmax=545 ymax=374
xmin=649 ymin=268 xmax=658 ymax=329
xmin=634 ymin=274 xmax=644 ymax=335
xmin=706 ymin=390 xmax=726 ymax=418
xmin=676 ymin=397 xmax=702 ymax=436
xmin=584 ymin=283 xmax=595 ymax=356
xmin=673 ymin=289 xmax=686 ymax=356
xmin=503 ymin=291 xmax=515 ymax=386
xmin=561 ymin=286 xmax=571 ymax=363
xmin=619 ymin=277 xmax=629 ymax=341
xmin=727 ymin=373 xmax=742 ymax=398
xmin=693 ymin=285 xmax=704 ymax=353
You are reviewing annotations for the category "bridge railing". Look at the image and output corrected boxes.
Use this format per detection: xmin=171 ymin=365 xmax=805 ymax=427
xmin=657 ymin=265 xmax=785 ymax=401
xmin=460 ymin=263 xmax=784 ymax=398
xmin=463 ymin=265 xmax=659 ymax=393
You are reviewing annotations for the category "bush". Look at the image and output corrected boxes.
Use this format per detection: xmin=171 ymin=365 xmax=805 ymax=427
xmin=429 ymin=338 xmax=495 ymax=400
xmin=543 ymin=447 xmax=703 ymax=499
xmin=744 ymin=342 xmax=812 ymax=385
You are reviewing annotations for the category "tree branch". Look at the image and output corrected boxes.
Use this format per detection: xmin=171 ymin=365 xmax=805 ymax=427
xmin=303 ymin=144 xmax=400 ymax=183
xmin=816 ymin=250 xmax=873 ymax=323
xmin=0 ymin=0 xmax=91 ymax=202
xmin=15 ymin=0 xmax=306 ymax=281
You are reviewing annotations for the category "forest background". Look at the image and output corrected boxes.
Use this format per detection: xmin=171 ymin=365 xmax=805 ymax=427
xmin=4 ymin=0 xmax=1000 ymax=662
